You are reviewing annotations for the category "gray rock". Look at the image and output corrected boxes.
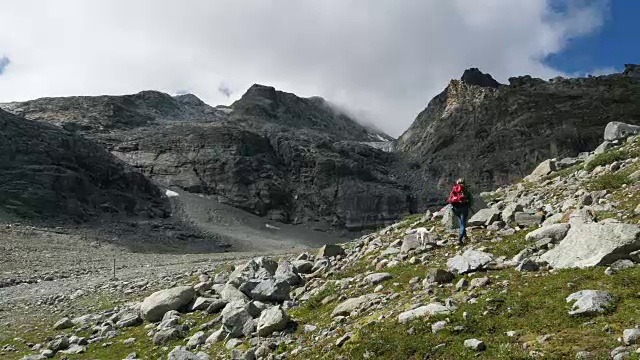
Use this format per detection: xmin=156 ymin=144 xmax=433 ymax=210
xmin=469 ymin=276 xmax=490 ymax=289
xmin=58 ymin=344 xmax=86 ymax=355
xmin=468 ymin=208 xmax=501 ymax=226
xmin=575 ymin=351 xmax=593 ymax=359
xmin=249 ymin=278 xmax=290 ymax=302
xmin=364 ymin=273 xmax=393 ymax=285
xmin=604 ymin=122 xmax=640 ymax=141
xmin=610 ymin=259 xmax=635 ymax=271
xmin=540 ymin=223 xmax=640 ymax=269
xmin=140 ymin=286 xmax=195 ymax=322
xmin=168 ymin=346 xmax=201 ymax=360
xmin=206 ymin=299 xmax=229 ymax=314
xmin=594 ymin=141 xmax=614 ymax=154
xmin=623 ymin=328 xmax=640 ymax=345
xmin=398 ymin=303 xmax=452 ymax=323
xmin=227 ymin=257 xmax=278 ymax=287
xmin=332 ymin=294 xmax=381 ymax=317
xmin=47 ymin=337 xmax=69 ymax=352
xmin=542 ymin=213 xmax=564 ymax=226
xmin=569 ymin=208 xmax=595 ymax=225
xmin=189 ymin=297 xmax=214 ymax=312
xmin=401 ymin=233 xmax=423 ymax=253
xmin=216 ymin=284 xmax=249 ymax=303
xmin=566 ymin=290 xmax=615 ymax=315
xmin=221 ymin=301 xmax=254 ymax=338
xmin=514 ymin=212 xmax=543 ymax=227
xmin=20 ymin=356 xmax=46 ymax=360
xmin=525 ymin=224 xmax=570 ymax=243
xmin=455 ymin=278 xmax=469 ymax=291
xmin=425 ymin=268 xmax=455 ymax=284
xmin=257 ymin=306 xmax=289 ymax=336
xmin=274 ymin=260 xmax=302 ymax=286
xmin=442 ymin=205 xmax=459 ymax=230
xmin=447 ymin=249 xmax=494 ymax=274
xmin=516 ymin=259 xmax=540 ymax=272
xmin=291 ymin=260 xmax=314 ymax=274
xmin=115 ymin=312 xmax=142 ymax=328
xmin=502 ymin=203 xmax=524 ymax=223
xmin=463 ymin=338 xmax=486 ymax=351
xmin=431 ymin=320 xmax=447 ymax=333
xmin=528 ymin=159 xmax=557 ymax=180
xmin=53 ymin=317 xmax=74 ymax=330
xmin=205 ymin=328 xmax=226 ymax=344
xmin=152 ymin=328 xmax=181 ymax=344
xmin=382 ymin=247 xmax=401 ymax=256
xmin=186 ymin=331 xmax=207 ymax=350
xmin=318 ymin=244 xmax=345 ymax=258
xmin=335 ymin=332 xmax=353 ymax=347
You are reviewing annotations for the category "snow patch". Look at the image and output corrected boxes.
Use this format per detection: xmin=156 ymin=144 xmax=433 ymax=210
xmin=165 ymin=189 xmax=180 ymax=198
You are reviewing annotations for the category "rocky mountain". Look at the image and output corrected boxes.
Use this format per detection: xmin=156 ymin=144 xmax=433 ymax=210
xmin=397 ymin=64 xmax=640 ymax=208
xmin=3 ymin=123 xmax=640 ymax=360
xmin=1 ymin=86 xmax=408 ymax=231
xmin=228 ymin=84 xmax=394 ymax=142
xmin=0 ymin=109 xmax=169 ymax=221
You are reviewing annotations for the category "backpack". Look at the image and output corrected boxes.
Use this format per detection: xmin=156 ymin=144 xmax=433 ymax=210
xmin=448 ymin=183 xmax=467 ymax=204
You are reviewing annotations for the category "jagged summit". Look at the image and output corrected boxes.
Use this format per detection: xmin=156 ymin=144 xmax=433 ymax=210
xmin=230 ymin=83 xmax=393 ymax=141
xmin=460 ymin=68 xmax=502 ymax=88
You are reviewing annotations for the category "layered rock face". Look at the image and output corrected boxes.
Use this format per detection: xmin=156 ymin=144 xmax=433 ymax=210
xmin=397 ymin=66 xmax=640 ymax=208
xmin=1 ymin=85 xmax=408 ymax=230
xmin=0 ymin=109 xmax=168 ymax=220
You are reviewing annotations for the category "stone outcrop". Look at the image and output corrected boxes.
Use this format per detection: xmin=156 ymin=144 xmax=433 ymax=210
xmin=396 ymin=66 xmax=640 ymax=209
xmin=0 ymin=109 xmax=168 ymax=220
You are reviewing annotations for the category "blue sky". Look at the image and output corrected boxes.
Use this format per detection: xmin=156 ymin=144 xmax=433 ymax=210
xmin=545 ymin=0 xmax=639 ymax=75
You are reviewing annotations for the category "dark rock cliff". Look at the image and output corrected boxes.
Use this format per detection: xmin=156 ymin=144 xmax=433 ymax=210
xmin=0 ymin=109 xmax=169 ymax=220
xmin=397 ymin=66 xmax=640 ymax=208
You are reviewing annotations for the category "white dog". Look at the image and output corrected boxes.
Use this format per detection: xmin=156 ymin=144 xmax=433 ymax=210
xmin=406 ymin=226 xmax=436 ymax=247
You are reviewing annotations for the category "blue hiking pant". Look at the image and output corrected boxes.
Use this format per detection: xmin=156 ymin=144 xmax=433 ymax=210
xmin=452 ymin=203 xmax=469 ymax=243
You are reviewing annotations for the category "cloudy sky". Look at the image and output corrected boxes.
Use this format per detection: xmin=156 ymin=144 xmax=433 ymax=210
xmin=0 ymin=0 xmax=619 ymax=136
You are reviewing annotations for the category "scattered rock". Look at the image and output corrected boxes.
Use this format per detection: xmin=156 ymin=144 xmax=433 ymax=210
xmin=257 ymin=306 xmax=289 ymax=337
xmin=463 ymin=338 xmax=486 ymax=351
xmin=566 ymin=290 xmax=615 ymax=315
xmin=447 ymin=249 xmax=494 ymax=274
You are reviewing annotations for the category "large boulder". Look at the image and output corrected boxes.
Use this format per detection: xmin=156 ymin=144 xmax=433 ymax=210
xmin=249 ymin=278 xmax=291 ymax=302
xmin=525 ymin=223 xmax=571 ymax=243
xmin=140 ymin=286 xmax=195 ymax=322
xmin=318 ymin=244 xmax=345 ymax=258
xmin=256 ymin=306 xmax=289 ymax=337
xmin=215 ymin=284 xmax=249 ymax=303
xmin=604 ymin=122 xmax=640 ymax=141
xmin=221 ymin=301 xmax=255 ymax=338
xmin=441 ymin=205 xmax=459 ymax=230
xmin=527 ymin=159 xmax=557 ymax=180
xmin=227 ymin=257 xmax=278 ymax=287
xmin=540 ymin=223 xmax=640 ymax=268
xmin=501 ymin=203 xmax=523 ymax=223
xmin=447 ymin=249 xmax=494 ymax=274
xmin=274 ymin=260 xmax=302 ymax=286
xmin=468 ymin=208 xmax=501 ymax=226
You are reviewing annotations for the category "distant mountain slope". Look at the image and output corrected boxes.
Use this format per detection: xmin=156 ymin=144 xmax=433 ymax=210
xmin=0 ymin=90 xmax=225 ymax=132
xmin=397 ymin=64 xmax=640 ymax=207
xmin=0 ymin=109 xmax=169 ymax=220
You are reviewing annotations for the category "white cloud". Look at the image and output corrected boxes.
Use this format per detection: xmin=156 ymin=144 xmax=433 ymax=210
xmin=0 ymin=0 xmax=609 ymax=136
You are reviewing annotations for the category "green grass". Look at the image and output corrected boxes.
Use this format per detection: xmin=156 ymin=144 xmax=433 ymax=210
xmin=584 ymin=149 xmax=628 ymax=171
xmin=291 ymin=266 xmax=640 ymax=360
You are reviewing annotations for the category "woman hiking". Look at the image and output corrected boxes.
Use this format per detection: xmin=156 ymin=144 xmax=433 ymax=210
xmin=447 ymin=178 xmax=474 ymax=245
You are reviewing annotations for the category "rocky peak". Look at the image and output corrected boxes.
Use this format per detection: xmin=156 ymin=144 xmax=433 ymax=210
xmin=624 ymin=63 xmax=640 ymax=78
xmin=230 ymin=84 xmax=392 ymax=141
xmin=460 ymin=68 xmax=501 ymax=88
